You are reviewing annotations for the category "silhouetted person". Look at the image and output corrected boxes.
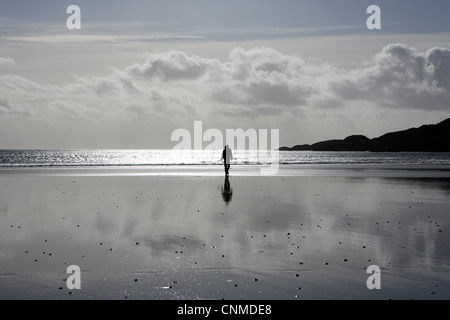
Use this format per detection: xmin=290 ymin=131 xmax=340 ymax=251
xmin=221 ymin=145 xmax=233 ymax=175
xmin=221 ymin=176 xmax=233 ymax=203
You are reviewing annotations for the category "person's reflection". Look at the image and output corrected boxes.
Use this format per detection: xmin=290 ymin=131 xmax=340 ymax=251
xmin=221 ymin=176 xmax=233 ymax=204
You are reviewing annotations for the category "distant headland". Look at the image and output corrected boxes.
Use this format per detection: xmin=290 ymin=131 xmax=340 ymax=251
xmin=279 ymin=118 xmax=450 ymax=152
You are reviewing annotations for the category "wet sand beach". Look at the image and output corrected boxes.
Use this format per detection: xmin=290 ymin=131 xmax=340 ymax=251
xmin=0 ymin=166 xmax=449 ymax=299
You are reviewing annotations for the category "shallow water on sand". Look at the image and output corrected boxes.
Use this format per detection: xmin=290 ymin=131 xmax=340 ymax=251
xmin=0 ymin=172 xmax=449 ymax=299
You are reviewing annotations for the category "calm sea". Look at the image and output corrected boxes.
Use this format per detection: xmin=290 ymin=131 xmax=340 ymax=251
xmin=1 ymin=149 xmax=450 ymax=168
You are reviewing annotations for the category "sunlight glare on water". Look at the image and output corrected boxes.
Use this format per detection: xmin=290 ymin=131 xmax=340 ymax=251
xmin=0 ymin=150 xmax=450 ymax=167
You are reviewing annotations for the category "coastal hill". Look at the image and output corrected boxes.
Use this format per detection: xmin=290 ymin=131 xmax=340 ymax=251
xmin=279 ymin=118 xmax=450 ymax=152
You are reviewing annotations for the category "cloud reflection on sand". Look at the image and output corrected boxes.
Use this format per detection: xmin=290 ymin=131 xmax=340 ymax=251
xmin=0 ymin=174 xmax=449 ymax=299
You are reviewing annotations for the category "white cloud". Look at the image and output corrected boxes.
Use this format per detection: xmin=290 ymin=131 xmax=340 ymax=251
xmin=332 ymin=44 xmax=450 ymax=110
xmin=124 ymin=51 xmax=208 ymax=81
xmin=0 ymin=44 xmax=449 ymax=148
xmin=0 ymin=57 xmax=15 ymax=66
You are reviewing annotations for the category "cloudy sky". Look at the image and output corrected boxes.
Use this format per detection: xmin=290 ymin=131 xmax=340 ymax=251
xmin=1 ymin=0 xmax=450 ymax=149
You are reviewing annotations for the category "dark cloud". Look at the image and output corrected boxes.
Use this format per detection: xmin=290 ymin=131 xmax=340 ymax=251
xmin=427 ymin=47 xmax=450 ymax=90
xmin=0 ymin=98 xmax=12 ymax=110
